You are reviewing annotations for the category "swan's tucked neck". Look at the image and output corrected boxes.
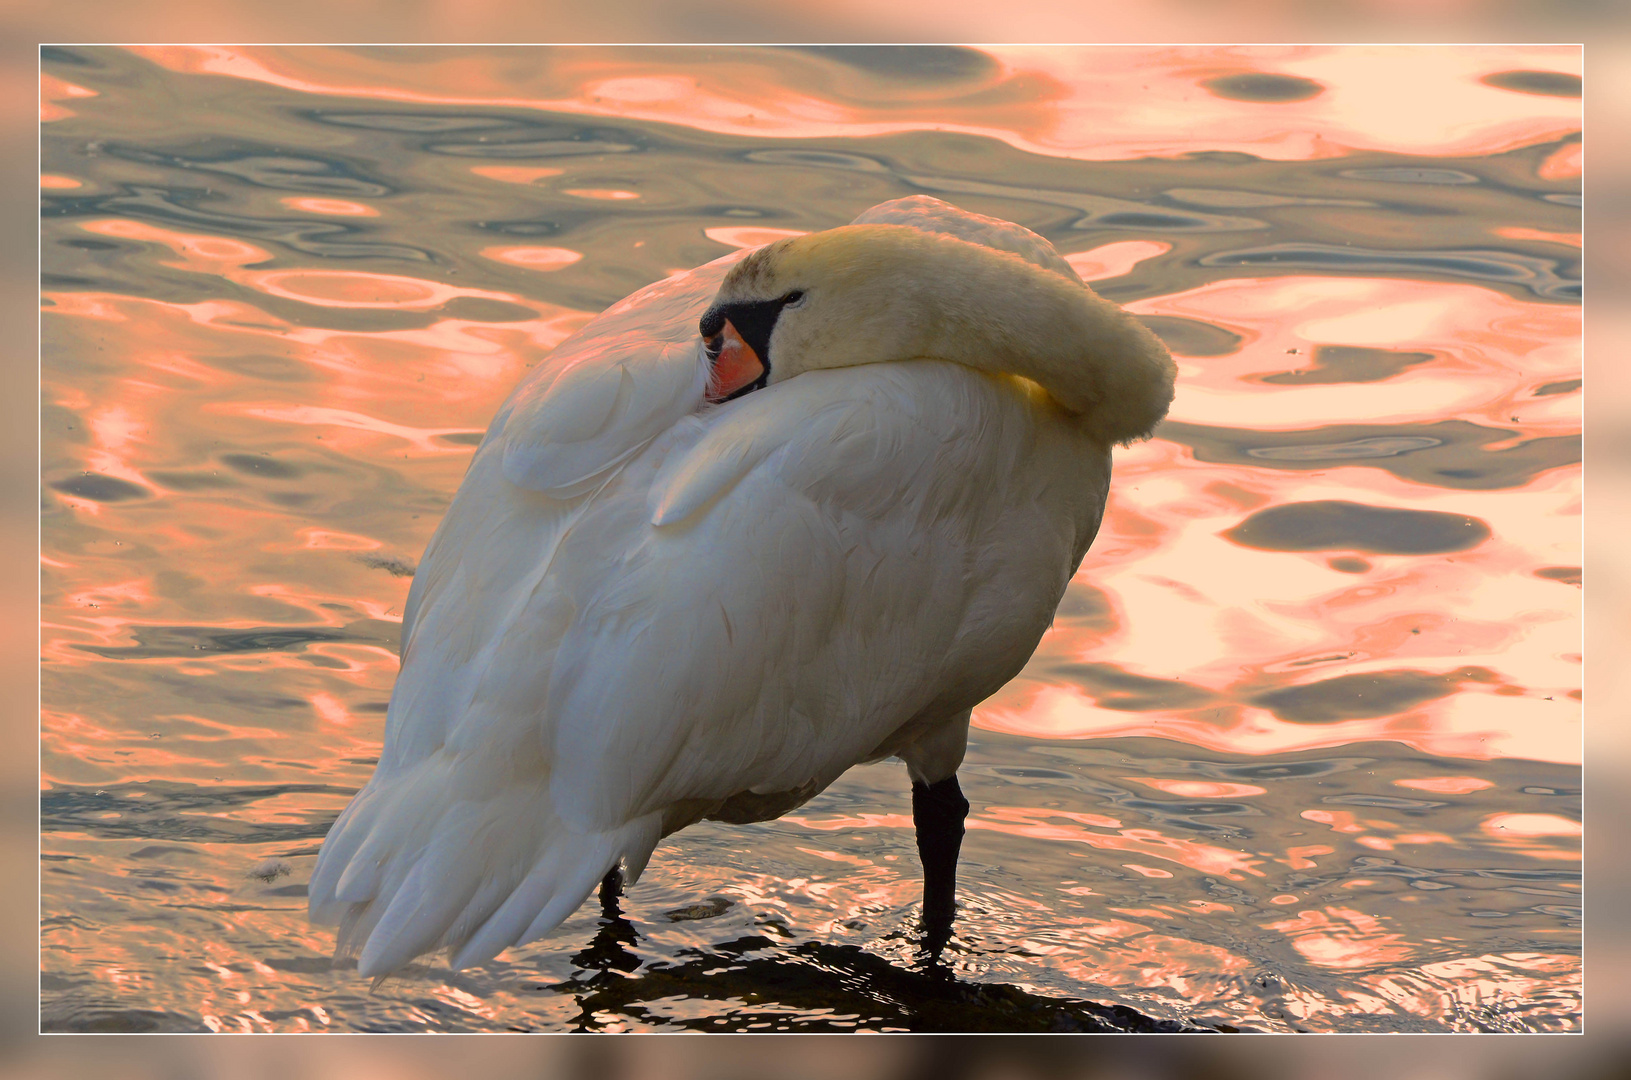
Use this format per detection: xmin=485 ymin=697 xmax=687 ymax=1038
xmin=739 ymin=226 xmax=1177 ymax=446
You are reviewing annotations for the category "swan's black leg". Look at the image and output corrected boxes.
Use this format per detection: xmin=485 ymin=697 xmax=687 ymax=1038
xmin=912 ymin=773 xmax=969 ymax=931
xmin=598 ymin=866 xmax=624 ymax=912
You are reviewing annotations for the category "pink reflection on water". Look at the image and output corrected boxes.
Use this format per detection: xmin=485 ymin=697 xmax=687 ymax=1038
xmin=703 ymin=226 xmax=809 ymax=249
xmin=1477 ymin=812 xmax=1581 ymax=863
xmin=1396 ymin=776 xmax=1496 ymax=794
xmin=1303 ymin=809 xmax=1383 ymax=834
xmin=975 ymin=265 xmax=1578 ymax=764
xmin=246 ymin=269 xmax=472 ymax=309
xmin=1042 ymin=921 xmax=1256 ymax=1001
xmin=41 ymin=71 xmax=96 ymax=121
xmin=784 ymin=804 xmax=1273 ymax=882
xmin=973 ymin=806 xmax=1267 ymax=879
xmin=994 ymin=45 xmax=1578 ymax=160
xmin=1123 ymin=864 xmax=1174 ymax=878
xmin=1149 ymin=276 xmax=1579 ymax=434
xmin=783 ymin=813 xmax=915 ymax=832
xmin=1263 ymin=905 xmax=1416 ymax=969
xmin=1065 ymin=241 xmax=1170 ymax=283
xmin=1279 ymin=844 xmax=1336 ymax=869
xmin=1124 ymin=778 xmax=1267 ymax=798
xmin=41 ymin=225 xmax=596 ymax=789
xmin=480 ymin=245 xmax=584 ymax=271
xmin=82 ymin=218 xmax=271 ymax=273
xmin=279 ymin=196 xmax=378 ymax=217
xmin=1537 ymin=141 xmax=1582 ymax=181
xmin=123 ymin=45 xmax=1578 ymax=165
xmin=470 ymin=165 xmax=564 ymax=184
xmin=562 ymin=187 xmax=640 ymax=200
xmin=1494 ymin=226 xmax=1579 ymax=248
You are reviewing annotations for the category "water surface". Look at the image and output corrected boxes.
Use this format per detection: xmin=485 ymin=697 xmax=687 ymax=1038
xmin=41 ymin=45 xmax=1581 ymax=1032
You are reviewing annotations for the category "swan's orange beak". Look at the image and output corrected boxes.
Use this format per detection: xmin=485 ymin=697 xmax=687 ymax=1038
xmin=704 ymin=319 xmax=765 ymax=403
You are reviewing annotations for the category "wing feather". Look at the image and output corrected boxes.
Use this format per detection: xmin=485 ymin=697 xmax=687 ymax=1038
xmin=544 ymin=362 xmax=1072 ymax=833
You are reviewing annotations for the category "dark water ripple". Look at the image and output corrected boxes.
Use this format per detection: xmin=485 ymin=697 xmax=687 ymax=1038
xmin=1198 ymin=242 xmax=1578 ymax=300
xmin=102 ymin=139 xmax=397 ymax=196
xmin=44 ymin=184 xmax=435 ymax=262
xmin=543 ymin=926 xmax=1201 ymax=1033
xmin=43 ymin=782 xmax=346 ymax=844
xmin=1158 ymin=420 xmax=1580 ymax=491
xmin=74 ymin=621 xmax=395 ymax=660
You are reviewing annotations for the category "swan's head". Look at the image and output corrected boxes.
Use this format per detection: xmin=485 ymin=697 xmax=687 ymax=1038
xmin=697 ymin=226 xmax=906 ymax=404
xmin=697 ymin=224 xmax=1176 ymax=445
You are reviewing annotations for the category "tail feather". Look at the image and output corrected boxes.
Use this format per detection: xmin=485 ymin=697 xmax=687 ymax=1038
xmin=308 ymin=785 xmax=385 ymax=923
xmin=309 ymin=756 xmax=662 ymax=978
xmin=448 ymin=822 xmax=645 ymax=971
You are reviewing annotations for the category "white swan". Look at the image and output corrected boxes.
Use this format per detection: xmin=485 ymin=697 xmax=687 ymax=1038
xmin=308 ymin=195 xmax=1175 ymax=979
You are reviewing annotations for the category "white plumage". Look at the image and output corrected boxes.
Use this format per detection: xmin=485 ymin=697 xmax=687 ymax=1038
xmin=309 ymin=196 xmax=1175 ymax=978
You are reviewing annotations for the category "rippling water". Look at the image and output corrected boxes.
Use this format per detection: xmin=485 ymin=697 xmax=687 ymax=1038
xmin=40 ymin=45 xmax=1581 ymax=1033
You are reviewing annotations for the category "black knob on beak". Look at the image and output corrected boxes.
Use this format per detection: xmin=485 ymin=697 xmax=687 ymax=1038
xmin=699 ymin=306 xmax=726 ymax=340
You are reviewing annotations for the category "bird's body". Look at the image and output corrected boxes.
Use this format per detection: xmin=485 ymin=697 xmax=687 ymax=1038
xmin=309 ymin=197 xmax=1174 ymax=978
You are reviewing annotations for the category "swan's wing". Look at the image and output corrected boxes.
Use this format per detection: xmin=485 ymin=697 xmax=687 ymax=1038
xmin=398 ymin=249 xmax=745 ymax=654
xmin=543 ymin=362 xmax=1094 ymax=834
xmin=311 ymin=251 xmax=748 ymax=974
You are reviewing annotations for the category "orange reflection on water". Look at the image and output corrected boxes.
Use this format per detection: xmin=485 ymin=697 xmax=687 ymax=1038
xmin=1395 ymin=776 xmax=1496 ymax=794
xmin=470 ymin=165 xmax=564 ymax=184
xmin=1263 ymin=905 xmax=1416 ymax=969
xmin=1065 ymin=241 xmax=1170 ymax=283
xmin=278 ymin=196 xmax=379 ymax=217
xmin=46 ymin=265 xmax=587 ymax=436
xmin=1122 ymin=864 xmax=1174 ymax=879
xmin=1149 ymin=276 xmax=1579 ymax=434
xmin=247 ymin=269 xmax=477 ymax=310
xmin=83 ymin=217 xmax=269 ymax=264
xmin=1124 ymin=778 xmax=1266 ymax=798
xmin=1478 ymin=812 xmax=1581 ymax=862
xmin=703 ymin=226 xmax=809 ymax=250
xmin=561 ymin=187 xmax=640 ymax=200
xmin=40 ymin=710 xmax=123 ymax=771
xmin=125 ymin=45 xmax=1579 ymax=165
xmin=783 ymin=812 xmax=915 ymax=833
xmin=1279 ymin=845 xmax=1336 ymax=869
xmin=974 ymin=268 xmax=1579 ymax=765
xmin=40 ymin=219 xmax=599 ymax=783
xmin=1493 ymin=226 xmax=1580 ymax=248
xmin=972 ymin=806 xmax=1267 ymax=880
xmin=991 ymin=45 xmax=1578 ymax=160
xmin=1302 ymin=809 xmax=1381 ymax=834
xmin=480 ymin=245 xmax=584 ymax=271
xmin=41 ymin=71 xmax=97 ymax=121
xmin=787 ymin=804 xmax=1269 ymax=881
xmin=1042 ymin=920 xmax=1255 ymax=1001
xmin=80 ymin=219 xmax=580 ymax=326
xmin=1353 ymin=832 xmax=1458 ymax=852
xmin=1537 ymin=141 xmax=1582 ymax=181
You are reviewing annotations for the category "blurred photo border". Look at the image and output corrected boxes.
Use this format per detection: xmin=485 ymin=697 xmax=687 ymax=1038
xmin=15 ymin=6 xmax=1614 ymax=1074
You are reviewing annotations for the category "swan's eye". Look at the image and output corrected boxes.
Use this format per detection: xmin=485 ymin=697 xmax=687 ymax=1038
xmin=782 ymin=290 xmax=806 ymax=307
